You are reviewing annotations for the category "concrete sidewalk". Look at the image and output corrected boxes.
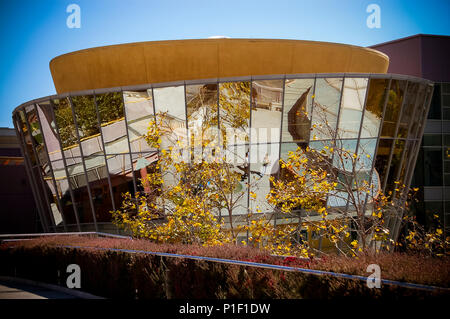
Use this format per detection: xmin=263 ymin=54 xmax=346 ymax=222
xmin=0 ymin=277 xmax=104 ymax=299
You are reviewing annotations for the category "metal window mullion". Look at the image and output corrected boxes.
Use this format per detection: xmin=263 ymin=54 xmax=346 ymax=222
xmin=23 ymin=106 xmax=56 ymax=231
xmin=49 ymin=100 xmax=81 ymax=231
xmin=120 ymin=90 xmax=138 ymax=194
xmin=382 ymin=81 xmax=410 ymax=193
xmin=93 ymin=94 xmax=116 ymax=212
xmin=68 ymin=96 xmax=98 ymax=232
xmin=13 ymin=117 xmax=49 ymax=233
xmin=33 ymin=103 xmax=67 ymax=232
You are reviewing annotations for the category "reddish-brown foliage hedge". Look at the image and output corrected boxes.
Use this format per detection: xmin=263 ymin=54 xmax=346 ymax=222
xmin=0 ymin=235 xmax=449 ymax=298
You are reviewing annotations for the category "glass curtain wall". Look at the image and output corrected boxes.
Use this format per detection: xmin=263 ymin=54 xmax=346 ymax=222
xmin=13 ymin=75 xmax=433 ymax=233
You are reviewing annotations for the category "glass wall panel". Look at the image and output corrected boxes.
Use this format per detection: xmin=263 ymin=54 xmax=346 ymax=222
xmin=397 ymin=82 xmax=419 ymax=139
xmin=385 ymin=139 xmax=405 ymax=193
xmin=251 ymin=80 xmax=283 ymax=144
xmin=71 ymin=95 xmax=103 ymax=156
xmin=415 ymin=85 xmax=434 ymax=140
xmin=53 ymin=98 xmax=78 ymax=149
xmin=361 ymin=79 xmax=389 ymax=138
xmin=423 ymin=149 xmax=443 ymax=186
xmin=427 ymin=83 xmax=441 ymax=120
xmin=337 ymin=78 xmax=368 ymax=139
xmin=282 ymin=79 xmax=314 ymax=144
xmin=25 ymin=104 xmax=64 ymax=228
xmin=219 ymin=81 xmax=251 ymax=146
xmin=154 ymin=86 xmax=187 ymax=150
xmin=106 ymin=154 xmax=135 ymax=208
xmin=311 ymin=78 xmax=343 ymax=141
xmin=51 ymin=159 xmax=78 ymax=226
xmin=380 ymin=80 xmax=406 ymax=138
xmin=17 ymin=110 xmax=38 ymax=166
xmin=374 ymin=139 xmax=393 ymax=190
xmin=249 ymin=142 xmax=280 ymax=213
xmin=97 ymin=92 xmax=129 ymax=155
xmin=123 ymin=90 xmax=155 ymax=153
xmin=408 ymin=83 xmax=427 ymax=139
xmin=186 ymin=84 xmax=219 ymax=162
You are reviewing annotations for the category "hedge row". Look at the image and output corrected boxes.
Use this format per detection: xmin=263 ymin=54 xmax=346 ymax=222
xmin=0 ymin=244 xmax=447 ymax=299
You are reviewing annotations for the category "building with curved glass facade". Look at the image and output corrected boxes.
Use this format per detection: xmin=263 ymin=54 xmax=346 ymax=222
xmin=12 ymin=39 xmax=433 ymax=235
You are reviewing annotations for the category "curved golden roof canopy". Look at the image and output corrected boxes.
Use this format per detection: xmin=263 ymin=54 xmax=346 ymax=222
xmin=50 ymin=38 xmax=389 ymax=94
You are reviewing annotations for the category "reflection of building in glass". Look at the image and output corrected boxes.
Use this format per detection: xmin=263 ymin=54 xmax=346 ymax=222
xmin=12 ymin=39 xmax=433 ymax=234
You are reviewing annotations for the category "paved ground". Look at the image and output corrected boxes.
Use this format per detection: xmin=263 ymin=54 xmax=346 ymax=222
xmin=0 ymin=280 xmax=78 ymax=299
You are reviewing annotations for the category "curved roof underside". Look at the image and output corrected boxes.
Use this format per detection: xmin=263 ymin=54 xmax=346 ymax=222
xmin=50 ymin=39 xmax=389 ymax=94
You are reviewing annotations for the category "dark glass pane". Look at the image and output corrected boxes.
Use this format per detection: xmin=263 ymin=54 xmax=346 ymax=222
xmin=442 ymin=83 xmax=450 ymax=94
xmin=423 ymin=149 xmax=443 ymax=186
xmin=374 ymin=139 xmax=393 ymax=190
xmin=397 ymin=82 xmax=419 ymax=139
xmin=385 ymin=139 xmax=405 ymax=193
xmin=443 ymin=108 xmax=450 ymax=120
xmin=361 ymin=78 xmax=389 ymax=138
xmin=423 ymin=134 xmax=442 ymax=146
xmin=427 ymin=83 xmax=441 ymax=119
xmin=443 ymin=95 xmax=450 ymax=108
xmin=444 ymin=134 xmax=450 ymax=146
xmin=381 ymin=80 xmax=406 ymax=138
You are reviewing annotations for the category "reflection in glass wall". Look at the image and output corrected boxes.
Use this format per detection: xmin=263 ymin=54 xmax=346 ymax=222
xmin=361 ymin=79 xmax=389 ymax=138
xmin=124 ymin=90 xmax=155 ymax=153
xmin=374 ymin=139 xmax=393 ymax=191
xmin=397 ymin=82 xmax=418 ymax=139
xmin=97 ymin=92 xmax=129 ymax=154
xmin=154 ymin=86 xmax=187 ymax=149
xmin=33 ymin=102 xmax=66 ymax=228
xmin=53 ymin=98 xmax=78 ymax=149
xmin=381 ymin=80 xmax=406 ymax=138
xmin=51 ymin=159 xmax=79 ymax=226
xmin=282 ymin=79 xmax=314 ymax=145
xmin=251 ymin=80 xmax=283 ymax=144
xmin=12 ymin=76 xmax=432 ymax=233
xmin=219 ymin=82 xmax=251 ymax=146
xmin=249 ymin=142 xmax=280 ymax=213
xmin=311 ymin=78 xmax=343 ymax=140
xmin=337 ymin=78 xmax=368 ymax=139
xmin=186 ymin=84 xmax=218 ymax=161
xmin=385 ymin=139 xmax=405 ymax=193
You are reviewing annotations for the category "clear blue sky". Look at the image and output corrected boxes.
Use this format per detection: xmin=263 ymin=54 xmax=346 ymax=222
xmin=0 ymin=0 xmax=449 ymax=128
